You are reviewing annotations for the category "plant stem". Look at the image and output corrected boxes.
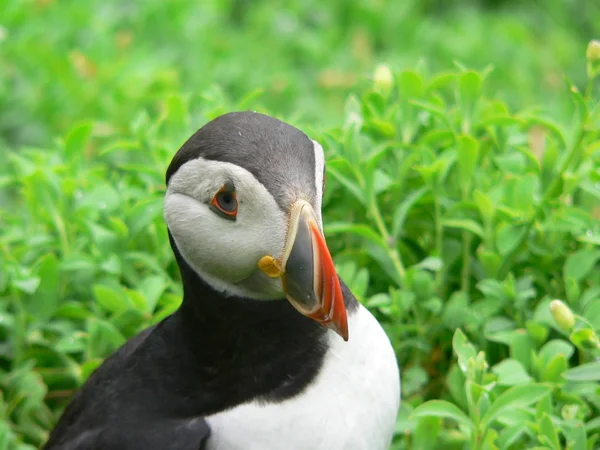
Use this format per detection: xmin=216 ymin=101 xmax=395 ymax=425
xmin=542 ymin=127 xmax=586 ymax=202
xmin=10 ymin=292 xmax=26 ymax=364
xmin=461 ymin=231 xmax=472 ymax=292
xmin=470 ymin=430 xmax=478 ymax=450
xmin=369 ymin=200 xmax=406 ymax=285
xmin=434 ymin=196 xmax=444 ymax=292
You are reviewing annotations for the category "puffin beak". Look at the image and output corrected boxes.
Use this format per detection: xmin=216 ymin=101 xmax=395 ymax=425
xmin=258 ymin=200 xmax=348 ymax=341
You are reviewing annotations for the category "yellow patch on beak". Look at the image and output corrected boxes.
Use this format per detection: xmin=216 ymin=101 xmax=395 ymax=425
xmin=258 ymin=255 xmax=284 ymax=278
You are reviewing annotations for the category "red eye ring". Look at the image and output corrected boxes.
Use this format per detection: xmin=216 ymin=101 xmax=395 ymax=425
xmin=209 ymin=182 xmax=238 ymax=220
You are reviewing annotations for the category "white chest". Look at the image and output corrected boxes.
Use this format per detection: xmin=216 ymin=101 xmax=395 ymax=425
xmin=205 ymin=306 xmax=401 ymax=450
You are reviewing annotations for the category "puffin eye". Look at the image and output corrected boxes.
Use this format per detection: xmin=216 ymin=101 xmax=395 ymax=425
xmin=209 ymin=181 xmax=238 ymax=221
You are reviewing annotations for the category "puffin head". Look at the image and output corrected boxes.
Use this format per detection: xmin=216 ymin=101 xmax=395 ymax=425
xmin=164 ymin=111 xmax=348 ymax=340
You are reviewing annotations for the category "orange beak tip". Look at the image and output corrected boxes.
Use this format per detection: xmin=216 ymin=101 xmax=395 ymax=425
xmin=328 ymin=320 xmax=349 ymax=341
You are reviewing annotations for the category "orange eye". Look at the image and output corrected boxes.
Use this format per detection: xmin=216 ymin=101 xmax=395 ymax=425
xmin=209 ymin=181 xmax=238 ymax=221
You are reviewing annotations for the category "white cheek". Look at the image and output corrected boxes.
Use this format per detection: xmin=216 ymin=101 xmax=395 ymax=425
xmin=166 ymin=194 xmax=286 ymax=277
xmin=166 ymin=194 xmax=248 ymax=280
xmin=164 ymin=158 xmax=288 ymax=300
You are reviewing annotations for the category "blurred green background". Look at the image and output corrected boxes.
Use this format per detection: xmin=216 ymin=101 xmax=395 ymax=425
xmin=2 ymin=0 xmax=599 ymax=148
xmin=1 ymin=0 xmax=600 ymax=449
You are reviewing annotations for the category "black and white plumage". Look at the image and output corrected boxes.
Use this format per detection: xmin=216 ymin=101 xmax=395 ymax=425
xmin=43 ymin=112 xmax=401 ymax=450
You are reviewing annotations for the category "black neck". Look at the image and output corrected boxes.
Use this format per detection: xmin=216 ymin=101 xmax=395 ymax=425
xmin=170 ymin=232 xmax=328 ymax=344
xmin=162 ymin=232 xmax=333 ymax=412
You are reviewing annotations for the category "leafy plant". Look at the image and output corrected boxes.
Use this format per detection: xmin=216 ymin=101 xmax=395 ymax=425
xmin=1 ymin=1 xmax=600 ymax=449
xmin=327 ymin=44 xmax=599 ymax=449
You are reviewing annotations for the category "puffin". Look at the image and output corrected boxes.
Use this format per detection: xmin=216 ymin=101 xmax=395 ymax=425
xmin=43 ymin=111 xmax=400 ymax=450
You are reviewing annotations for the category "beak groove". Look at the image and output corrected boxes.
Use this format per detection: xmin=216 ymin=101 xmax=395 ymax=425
xmin=259 ymin=200 xmax=348 ymax=341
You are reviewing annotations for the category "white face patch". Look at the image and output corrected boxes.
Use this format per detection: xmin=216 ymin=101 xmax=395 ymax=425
xmin=311 ymin=139 xmax=325 ymax=230
xmin=164 ymin=157 xmax=288 ymax=300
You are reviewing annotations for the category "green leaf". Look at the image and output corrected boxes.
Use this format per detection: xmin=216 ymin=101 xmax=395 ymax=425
xmin=87 ymin=318 xmax=125 ymax=359
xmin=80 ymin=358 xmax=103 ymax=382
xmin=565 ymin=277 xmax=581 ymax=305
xmin=441 ymin=218 xmax=484 ymax=238
xmin=453 ymin=328 xmax=477 ymax=374
xmin=540 ymin=354 xmax=568 ymax=384
xmin=101 ymin=253 xmax=122 ymax=275
xmin=372 ymin=169 xmax=393 ymax=194
xmin=446 ymin=364 xmax=468 ymax=411
xmin=28 ymin=253 xmax=60 ymax=321
xmin=479 ymin=251 xmax=503 ymax=278
xmin=456 ymin=135 xmax=479 ymax=191
xmin=237 ymin=88 xmax=265 ymax=110
xmin=111 ymin=309 xmax=147 ymax=337
xmin=427 ymin=72 xmax=457 ymax=91
xmin=509 ymin=330 xmax=535 ymax=371
xmin=412 ymin=416 xmax=441 ymax=450
xmin=474 ymin=190 xmax=495 ymax=223
xmin=138 ymin=275 xmax=167 ymax=313
xmin=55 ymin=301 xmax=91 ymax=320
xmin=480 ymin=384 xmax=551 ymax=429
xmin=127 ymin=289 xmax=150 ymax=313
xmin=583 ymin=298 xmax=600 ymax=329
xmin=126 ymin=198 xmax=164 ymax=236
xmin=152 ymin=293 xmax=183 ymax=324
xmin=458 ymin=71 xmax=482 ymax=124
xmin=78 ymin=183 xmax=121 ymax=213
xmin=562 ymin=420 xmax=587 ymax=450
xmin=539 ymin=339 xmax=575 ymax=365
xmin=568 ymin=82 xmax=588 ymax=125
xmin=497 ymin=424 xmax=526 ymax=450
xmin=363 ymin=119 xmax=396 ymax=138
xmin=536 ymin=394 xmax=552 ymax=418
xmin=524 ymin=117 xmax=567 ymax=149
xmin=93 ymin=284 xmax=128 ymax=315
xmin=538 ymin=412 xmax=561 ymax=450
xmin=496 ymin=223 xmax=528 ymax=256
xmin=366 ymin=293 xmax=390 ymax=308
xmin=64 ymin=122 xmax=93 ymax=160
xmin=392 ymin=186 xmax=428 ymax=238
xmin=54 ymin=330 xmax=86 ymax=353
xmin=511 ymin=174 xmax=539 ymax=213
xmin=569 ymin=328 xmax=600 ymax=350
xmin=494 ymin=153 xmax=527 ymax=175
xmin=481 ymin=428 xmax=499 ymax=450
xmin=410 ymin=400 xmax=473 ymax=428
xmin=478 ymin=116 xmax=523 ymax=127
xmin=564 ymin=249 xmax=600 ymax=282
xmin=413 ymin=256 xmax=442 ymax=272
xmin=442 ymin=291 xmax=472 ymax=329
xmin=325 ymin=223 xmax=386 ymax=249
xmin=585 ymin=416 xmax=600 ymax=433
xmin=491 ymin=359 xmax=532 ymax=386
xmin=398 ymin=70 xmax=425 ymax=99
xmin=402 ymin=366 xmax=429 ymax=397
xmin=526 ymin=321 xmax=549 ymax=347
xmin=563 ymin=361 xmax=600 ymax=381
xmin=164 ymin=93 xmax=189 ymax=126
xmin=326 ymin=165 xmax=367 ymax=206
xmin=409 ymin=99 xmax=447 ymax=120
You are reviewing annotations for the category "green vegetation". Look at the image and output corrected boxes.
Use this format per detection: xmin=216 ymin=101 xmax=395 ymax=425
xmin=1 ymin=1 xmax=599 ymax=449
